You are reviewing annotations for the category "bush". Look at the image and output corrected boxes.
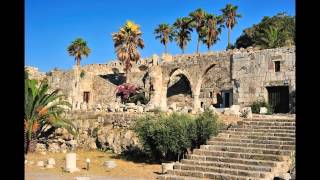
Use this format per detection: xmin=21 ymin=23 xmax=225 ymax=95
xmin=128 ymin=93 xmax=149 ymax=104
xmin=133 ymin=110 xmax=219 ymax=161
xmin=80 ymin=70 xmax=85 ymax=78
xmin=251 ymin=99 xmax=273 ymax=114
xmin=192 ymin=110 xmax=219 ymax=148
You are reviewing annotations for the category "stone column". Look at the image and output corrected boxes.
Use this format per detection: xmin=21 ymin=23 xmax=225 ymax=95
xmin=193 ymin=94 xmax=201 ymax=113
xmin=147 ymin=66 xmax=163 ymax=109
xmin=65 ymin=153 xmax=79 ymax=173
xmin=160 ymin=86 xmax=168 ymax=111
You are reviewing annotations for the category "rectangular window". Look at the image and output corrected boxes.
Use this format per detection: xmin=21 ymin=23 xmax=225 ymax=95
xmin=275 ymin=61 xmax=281 ymax=72
xmin=209 ymin=92 xmax=213 ymax=98
xmin=83 ymin=92 xmax=90 ymax=103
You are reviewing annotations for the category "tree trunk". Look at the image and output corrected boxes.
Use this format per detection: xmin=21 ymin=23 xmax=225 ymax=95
xmin=76 ymin=58 xmax=80 ymax=66
xmin=182 ymin=48 xmax=184 ymax=54
xmin=164 ymin=44 xmax=167 ymax=54
xmin=196 ymin=37 xmax=200 ymax=54
xmin=228 ymin=27 xmax=231 ymax=49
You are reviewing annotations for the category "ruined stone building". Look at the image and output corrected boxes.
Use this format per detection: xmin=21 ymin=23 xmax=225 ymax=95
xmin=25 ymin=46 xmax=295 ymax=113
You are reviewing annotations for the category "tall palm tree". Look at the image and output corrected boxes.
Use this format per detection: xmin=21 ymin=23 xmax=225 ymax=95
xmin=173 ymin=17 xmax=193 ymax=54
xmin=189 ymin=8 xmax=207 ymax=53
xmin=203 ymin=14 xmax=223 ymax=51
xmin=24 ymin=77 xmax=76 ymax=153
xmin=221 ymin=4 xmax=242 ymax=49
xmin=154 ymin=23 xmax=174 ymax=54
xmin=112 ymin=20 xmax=144 ymax=78
xmin=67 ymin=38 xmax=91 ymax=66
xmin=256 ymin=26 xmax=286 ymax=48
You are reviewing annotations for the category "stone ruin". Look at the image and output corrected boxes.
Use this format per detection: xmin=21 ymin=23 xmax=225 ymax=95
xmin=26 ymin=46 xmax=295 ymax=156
xmin=26 ymin=46 xmax=295 ymax=115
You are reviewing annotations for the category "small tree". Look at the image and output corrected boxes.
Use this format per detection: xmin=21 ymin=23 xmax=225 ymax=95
xmin=154 ymin=23 xmax=174 ymax=54
xmin=24 ymin=78 xmax=77 ymax=153
xmin=112 ymin=20 xmax=144 ymax=80
xmin=67 ymin=38 xmax=91 ymax=66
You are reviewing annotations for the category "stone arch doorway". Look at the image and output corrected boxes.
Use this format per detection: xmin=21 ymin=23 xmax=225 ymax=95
xmin=194 ymin=64 xmax=217 ymax=111
xmin=165 ymin=68 xmax=194 ymax=111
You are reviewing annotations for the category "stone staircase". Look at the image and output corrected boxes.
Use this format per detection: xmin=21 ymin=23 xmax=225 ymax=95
xmin=158 ymin=117 xmax=295 ymax=180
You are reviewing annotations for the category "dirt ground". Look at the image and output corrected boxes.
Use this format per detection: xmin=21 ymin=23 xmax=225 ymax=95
xmin=25 ymin=150 xmax=162 ymax=180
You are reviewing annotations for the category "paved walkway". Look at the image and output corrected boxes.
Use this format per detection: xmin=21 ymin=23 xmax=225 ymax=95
xmin=25 ymin=172 xmax=152 ymax=180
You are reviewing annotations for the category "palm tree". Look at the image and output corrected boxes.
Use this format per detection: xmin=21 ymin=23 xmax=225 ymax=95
xmin=173 ymin=17 xmax=193 ymax=54
xmin=189 ymin=8 xmax=208 ymax=53
xmin=203 ymin=14 xmax=223 ymax=51
xmin=67 ymin=38 xmax=91 ymax=66
xmin=24 ymin=77 xmax=76 ymax=153
xmin=112 ymin=20 xmax=144 ymax=78
xmin=256 ymin=26 xmax=286 ymax=48
xmin=221 ymin=4 xmax=242 ymax=49
xmin=154 ymin=23 xmax=174 ymax=54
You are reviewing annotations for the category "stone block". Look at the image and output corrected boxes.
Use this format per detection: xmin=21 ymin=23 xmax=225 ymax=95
xmin=65 ymin=153 xmax=80 ymax=173
xmin=260 ymin=107 xmax=268 ymax=114
xmin=161 ymin=163 xmax=174 ymax=174
xmin=103 ymin=160 xmax=117 ymax=168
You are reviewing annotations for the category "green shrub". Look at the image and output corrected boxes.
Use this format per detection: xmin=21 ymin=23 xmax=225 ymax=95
xmin=251 ymin=99 xmax=273 ymax=114
xmin=128 ymin=93 xmax=149 ymax=104
xmin=133 ymin=111 xmax=219 ymax=161
xmin=80 ymin=70 xmax=85 ymax=78
xmin=192 ymin=110 xmax=219 ymax=148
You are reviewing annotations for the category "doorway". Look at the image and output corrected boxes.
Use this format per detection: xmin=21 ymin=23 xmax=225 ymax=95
xmin=267 ymin=86 xmax=289 ymax=113
xmin=83 ymin=91 xmax=90 ymax=103
xmin=222 ymin=90 xmax=233 ymax=108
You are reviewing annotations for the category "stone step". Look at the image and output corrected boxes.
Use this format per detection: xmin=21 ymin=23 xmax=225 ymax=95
xmin=236 ymin=125 xmax=295 ymax=130
xmin=167 ymin=169 xmax=263 ymax=180
xmin=206 ymin=141 xmax=295 ymax=150
xmin=186 ymin=154 xmax=278 ymax=167
xmin=195 ymin=146 xmax=292 ymax=156
xmin=226 ymin=128 xmax=295 ymax=134
xmin=198 ymin=145 xmax=293 ymax=156
xmin=221 ymin=134 xmax=296 ymax=142
xmin=180 ymin=159 xmax=273 ymax=172
xmin=238 ymin=121 xmax=295 ymax=127
xmin=219 ymin=131 xmax=295 ymax=138
xmin=210 ymin=137 xmax=295 ymax=146
xmin=174 ymin=163 xmax=269 ymax=178
xmin=192 ymin=149 xmax=286 ymax=161
xmin=243 ymin=118 xmax=295 ymax=122
xmin=158 ymin=174 xmax=204 ymax=180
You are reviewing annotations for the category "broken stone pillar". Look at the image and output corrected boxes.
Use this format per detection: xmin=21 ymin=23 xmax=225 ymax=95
xmin=148 ymin=66 xmax=163 ymax=109
xmin=152 ymin=54 xmax=159 ymax=66
xmin=162 ymin=163 xmax=174 ymax=173
xmin=65 ymin=153 xmax=80 ymax=173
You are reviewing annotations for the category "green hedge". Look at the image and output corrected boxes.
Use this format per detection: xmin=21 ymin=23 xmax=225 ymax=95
xmin=251 ymin=100 xmax=273 ymax=114
xmin=133 ymin=110 xmax=219 ymax=161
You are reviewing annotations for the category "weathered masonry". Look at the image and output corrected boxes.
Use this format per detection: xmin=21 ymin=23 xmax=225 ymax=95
xmin=25 ymin=46 xmax=295 ymax=113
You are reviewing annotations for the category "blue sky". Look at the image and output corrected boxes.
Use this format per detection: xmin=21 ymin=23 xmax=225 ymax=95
xmin=25 ymin=0 xmax=295 ymax=72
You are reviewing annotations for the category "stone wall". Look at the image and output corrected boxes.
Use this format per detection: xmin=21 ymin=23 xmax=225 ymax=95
xmin=26 ymin=46 xmax=295 ymax=113
xmin=25 ymin=66 xmax=46 ymax=81
xmin=39 ymin=112 xmax=150 ymax=154
xmin=232 ymin=46 xmax=295 ymax=110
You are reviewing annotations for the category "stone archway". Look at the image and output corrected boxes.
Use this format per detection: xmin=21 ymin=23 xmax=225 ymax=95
xmin=167 ymin=74 xmax=193 ymax=111
xmin=193 ymin=64 xmax=217 ymax=112
xmin=160 ymin=68 xmax=194 ymax=111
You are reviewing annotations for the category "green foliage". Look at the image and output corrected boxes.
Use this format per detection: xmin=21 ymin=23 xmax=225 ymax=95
xmin=133 ymin=110 xmax=219 ymax=161
xmin=235 ymin=12 xmax=295 ymax=49
xmin=251 ymin=99 xmax=273 ymax=114
xmin=80 ymin=70 xmax=85 ymax=78
xmin=67 ymin=38 xmax=91 ymax=66
xmin=192 ymin=110 xmax=219 ymax=147
xmin=24 ymin=77 xmax=77 ymax=153
xmin=128 ymin=93 xmax=149 ymax=105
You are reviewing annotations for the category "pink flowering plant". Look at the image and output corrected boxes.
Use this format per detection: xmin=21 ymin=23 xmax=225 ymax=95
xmin=115 ymin=83 xmax=139 ymax=103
